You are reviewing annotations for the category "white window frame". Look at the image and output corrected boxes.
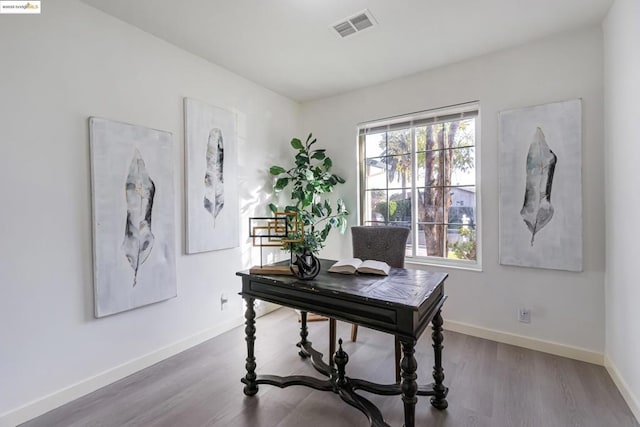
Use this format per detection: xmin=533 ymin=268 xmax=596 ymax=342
xmin=357 ymin=102 xmax=482 ymax=271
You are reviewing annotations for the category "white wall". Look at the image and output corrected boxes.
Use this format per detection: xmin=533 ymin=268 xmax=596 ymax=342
xmin=302 ymin=28 xmax=605 ymax=354
xmin=603 ymin=0 xmax=640 ymax=419
xmin=0 ymin=0 xmax=299 ymax=422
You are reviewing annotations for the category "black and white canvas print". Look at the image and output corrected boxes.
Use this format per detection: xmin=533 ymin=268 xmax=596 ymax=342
xmin=498 ymin=99 xmax=582 ymax=271
xmin=184 ymin=98 xmax=239 ymax=253
xmin=90 ymin=118 xmax=177 ymax=317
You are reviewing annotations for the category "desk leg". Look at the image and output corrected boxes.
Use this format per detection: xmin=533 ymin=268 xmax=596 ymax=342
xmin=430 ymin=309 xmax=448 ymax=409
xmin=400 ymin=338 xmax=417 ymax=427
xmin=329 ymin=318 xmax=336 ymax=368
xmin=242 ymin=296 xmax=258 ymax=396
xmin=298 ymin=311 xmax=309 ymax=358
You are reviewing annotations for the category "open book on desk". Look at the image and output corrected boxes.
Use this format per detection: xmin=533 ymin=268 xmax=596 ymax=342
xmin=327 ymin=258 xmax=390 ymax=276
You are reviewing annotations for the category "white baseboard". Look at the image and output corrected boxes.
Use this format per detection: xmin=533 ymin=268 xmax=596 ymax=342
xmin=0 ymin=315 xmax=245 ymax=427
xmin=605 ymin=356 xmax=640 ymax=424
xmin=444 ymin=319 xmax=604 ymax=365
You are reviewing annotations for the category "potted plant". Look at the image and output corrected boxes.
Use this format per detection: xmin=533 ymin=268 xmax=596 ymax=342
xmin=269 ymin=133 xmax=349 ymax=278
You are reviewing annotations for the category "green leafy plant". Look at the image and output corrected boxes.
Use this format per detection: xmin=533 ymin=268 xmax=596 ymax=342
xmin=450 ymin=226 xmax=477 ymax=260
xmin=268 ymin=133 xmax=349 ymax=254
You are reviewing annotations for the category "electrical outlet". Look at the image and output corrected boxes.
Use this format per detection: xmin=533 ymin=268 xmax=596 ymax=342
xmin=518 ymin=308 xmax=531 ymax=323
xmin=220 ymin=293 xmax=228 ymax=311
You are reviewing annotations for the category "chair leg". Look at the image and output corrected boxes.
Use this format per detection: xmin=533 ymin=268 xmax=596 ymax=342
xmin=395 ymin=337 xmax=401 ymax=383
xmin=350 ymin=323 xmax=359 ymax=342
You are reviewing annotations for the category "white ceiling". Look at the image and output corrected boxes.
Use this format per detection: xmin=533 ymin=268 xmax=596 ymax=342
xmin=81 ymin=0 xmax=612 ymax=102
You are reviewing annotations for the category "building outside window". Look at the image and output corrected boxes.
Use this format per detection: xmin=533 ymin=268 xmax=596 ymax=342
xmin=358 ymin=102 xmax=481 ymax=269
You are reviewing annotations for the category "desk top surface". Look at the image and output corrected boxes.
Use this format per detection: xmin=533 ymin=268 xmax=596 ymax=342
xmin=237 ymin=259 xmax=447 ymax=310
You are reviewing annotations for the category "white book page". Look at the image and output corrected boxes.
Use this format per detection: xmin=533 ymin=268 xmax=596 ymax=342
xmin=328 ymin=258 xmax=362 ymax=274
xmin=357 ymin=260 xmax=390 ymax=276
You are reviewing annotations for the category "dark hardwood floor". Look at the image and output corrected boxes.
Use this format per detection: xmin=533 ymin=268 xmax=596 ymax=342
xmin=21 ymin=308 xmax=638 ymax=427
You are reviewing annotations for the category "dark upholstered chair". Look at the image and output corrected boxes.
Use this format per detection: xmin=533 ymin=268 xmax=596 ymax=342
xmin=351 ymin=225 xmax=409 ymax=269
xmin=329 ymin=225 xmax=410 ymax=383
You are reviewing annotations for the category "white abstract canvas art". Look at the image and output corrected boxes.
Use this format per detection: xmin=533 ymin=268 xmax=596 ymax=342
xmin=498 ymin=99 xmax=583 ymax=271
xmin=90 ymin=118 xmax=177 ymax=317
xmin=184 ymin=98 xmax=239 ymax=253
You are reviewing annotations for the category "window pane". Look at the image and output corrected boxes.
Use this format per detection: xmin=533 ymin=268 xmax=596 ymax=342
xmin=448 ymin=223 xmax=477 ymax=261
xmin=418 ymin=187 xmax=446 ymax=224
xmin=449 ymin=147 xmax=475 ymax=186
xmin=414 ymin=222 xmax=427 ymax=256
xmin=385 ymin=154 xmax=412 ymax=189
xmin=416 ymin=124 xmax=444 ymax=151
xmin=365 ymin=132 xmax=386 ymax=158
xmin=365 ymin=157 xmax=387 ymax=190
xmin=364 ymin=190 xmax=387 ymax=224
xmin=415 ymin=223 xmax=447 ymax=258
xmin=452 ymin=119 xmax=475 ymax=148
xmin=388 ymin=189 xmax=411 ymax=226
xmin=405 ymin=234 xmax=413 ymax=258
xmin=387 ymin=129 xmax=411 ymax=155
xmin=417 ymin=149 xmax=444 ymax=187
xmin=448 ymin=187 xmax=476 ymax=227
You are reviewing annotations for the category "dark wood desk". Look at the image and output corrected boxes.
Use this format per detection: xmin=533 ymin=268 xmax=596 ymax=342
xmin=236 ymin=259 xmax=448 ymax=427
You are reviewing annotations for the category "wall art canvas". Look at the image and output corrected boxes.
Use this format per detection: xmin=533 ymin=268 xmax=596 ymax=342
xmin=184 ymin=98 xmax=239 ymax=253
xmin=90 ymin=117 xmax=177 ymax=317
xmin=498 ymin=99 xmax=582 ymax=271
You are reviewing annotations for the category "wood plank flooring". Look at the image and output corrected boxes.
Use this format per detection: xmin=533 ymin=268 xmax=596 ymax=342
xmin=21 ymin=308 xmax=639 ymax=427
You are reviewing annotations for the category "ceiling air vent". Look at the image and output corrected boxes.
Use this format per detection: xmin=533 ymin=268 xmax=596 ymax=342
xmin=332 ymin=9 xmax=376 ymax=38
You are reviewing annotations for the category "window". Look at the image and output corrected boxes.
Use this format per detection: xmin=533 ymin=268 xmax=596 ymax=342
xmin=358 ymin=103 xmax=480 ymax=269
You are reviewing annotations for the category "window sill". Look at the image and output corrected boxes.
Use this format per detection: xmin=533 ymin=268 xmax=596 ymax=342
xmin=405 ymin=256 xmax=482 ymax=272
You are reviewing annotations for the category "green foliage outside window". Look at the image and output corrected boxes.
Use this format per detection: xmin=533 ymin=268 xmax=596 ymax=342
xmin=450 ymin=226 xmax=477 ymax=260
